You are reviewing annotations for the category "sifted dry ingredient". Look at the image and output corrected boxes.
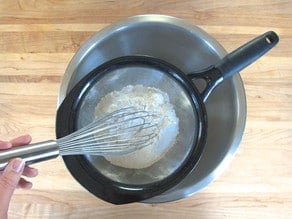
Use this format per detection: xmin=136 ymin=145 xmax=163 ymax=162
xmin=95 ymin=85 xmax=179 ymax=169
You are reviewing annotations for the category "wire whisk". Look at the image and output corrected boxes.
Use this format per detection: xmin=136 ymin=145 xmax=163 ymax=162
xmin=0 ymin=107 xmax=159 ymax=170
xmin=59 ymin=107 xmax=159 ymax=155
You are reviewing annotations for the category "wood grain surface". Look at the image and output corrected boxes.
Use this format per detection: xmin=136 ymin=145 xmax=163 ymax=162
xmin=0 ymin=0 xmax=291 ymax=218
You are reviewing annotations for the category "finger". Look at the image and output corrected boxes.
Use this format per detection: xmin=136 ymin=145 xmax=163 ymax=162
xmin=22 ymin=166 xmax=38 ymax=178
xmin=10 ymin=135 xmax=32 ymax=147
xmin=0 ymin=141 xmax=12 ymax=149
xmin=17 ymin=178 xmax=33 ymax=190
xmin=0 ymin=158 xmax=25 ymax=214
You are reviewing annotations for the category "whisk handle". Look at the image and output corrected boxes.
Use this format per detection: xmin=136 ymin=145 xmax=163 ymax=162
xmin=0 ymin=140 xmax=59 ymax=171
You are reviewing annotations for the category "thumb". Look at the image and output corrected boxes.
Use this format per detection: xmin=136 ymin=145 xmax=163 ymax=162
xmin=0 ymin=158 xmax=25 ymax=214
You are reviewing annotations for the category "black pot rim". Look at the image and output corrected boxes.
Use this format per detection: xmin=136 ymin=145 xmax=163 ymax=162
xmin=56 ymin=55 xmax=208 ymax=204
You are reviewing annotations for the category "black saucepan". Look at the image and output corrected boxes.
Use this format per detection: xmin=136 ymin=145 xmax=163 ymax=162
xmin=56 ymin=31 xmax=278 ymax=204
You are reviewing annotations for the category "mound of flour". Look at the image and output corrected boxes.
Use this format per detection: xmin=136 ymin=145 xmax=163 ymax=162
xmin=95 ymin=85 xmax=179 ymax=169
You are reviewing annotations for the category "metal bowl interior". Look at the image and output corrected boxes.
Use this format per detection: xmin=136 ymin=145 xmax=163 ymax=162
xmin=57 ymin=14 xmax=246 ymax=203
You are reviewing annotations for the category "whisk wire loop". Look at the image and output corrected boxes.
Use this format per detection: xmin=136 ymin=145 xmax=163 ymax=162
xmin=57 ymin=107 xmax=159 ymax=156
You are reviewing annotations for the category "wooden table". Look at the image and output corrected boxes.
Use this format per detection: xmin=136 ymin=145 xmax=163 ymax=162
xmin=0 ymin=1 xmax=291 ymax=218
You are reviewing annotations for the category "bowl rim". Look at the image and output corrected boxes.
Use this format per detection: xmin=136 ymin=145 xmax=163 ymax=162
xmin=57 ymin=14 xmax=247 ymax=204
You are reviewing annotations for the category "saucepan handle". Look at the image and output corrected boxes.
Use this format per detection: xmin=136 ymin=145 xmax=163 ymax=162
xmin=188 ymin=31 xmax=279 ymax=102
xmin=216 ymin=31 xmax=279 ymax=80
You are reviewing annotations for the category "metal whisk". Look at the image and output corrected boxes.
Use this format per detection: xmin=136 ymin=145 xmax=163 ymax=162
xmin=0 ymin=107 xmax=159 ymax=170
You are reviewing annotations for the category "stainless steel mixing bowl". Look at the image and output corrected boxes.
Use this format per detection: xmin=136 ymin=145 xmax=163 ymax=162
xmin=57 ymin=14 xmax=246 ymax=203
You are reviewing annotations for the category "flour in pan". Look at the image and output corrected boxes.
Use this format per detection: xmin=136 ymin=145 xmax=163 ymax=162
xmin=95 ymin=85 xmax=179 ymax=169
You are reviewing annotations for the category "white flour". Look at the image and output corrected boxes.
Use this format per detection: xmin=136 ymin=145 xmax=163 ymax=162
xmin=95 ymin=85 xmax=179 ymax=169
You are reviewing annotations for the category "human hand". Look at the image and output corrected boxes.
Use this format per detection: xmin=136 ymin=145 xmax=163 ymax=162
xmin=0 ymin=135 xmax=38 ymax=219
